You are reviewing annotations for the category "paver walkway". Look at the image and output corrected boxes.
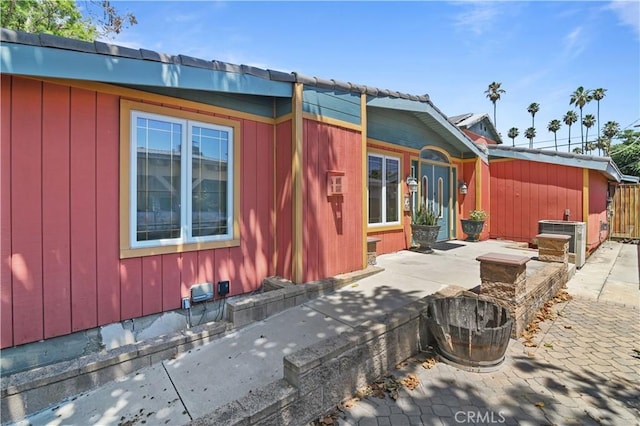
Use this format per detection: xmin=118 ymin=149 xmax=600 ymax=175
xmin=337 ymin=294 xmax=640 ymax=425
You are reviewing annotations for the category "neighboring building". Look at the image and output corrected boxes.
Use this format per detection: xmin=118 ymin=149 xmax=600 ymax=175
xmin=449 ymin=112 xmax=503 ymax=145
xmin=0 ymin=29 xmax=624 ymax=349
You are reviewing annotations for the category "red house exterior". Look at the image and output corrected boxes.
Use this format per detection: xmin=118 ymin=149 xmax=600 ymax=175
xmin=0 ymin=29 xmax=624 ymax=349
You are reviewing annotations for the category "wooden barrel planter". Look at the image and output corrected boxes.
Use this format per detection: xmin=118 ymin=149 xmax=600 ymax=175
xmin=424 ymin=296 xmax=513 ymax=372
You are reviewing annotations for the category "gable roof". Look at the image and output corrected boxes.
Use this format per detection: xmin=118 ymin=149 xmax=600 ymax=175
xmin=487 ymin=145 xmax=624 ymax=182
xmin=449 ymin=112 xmax=503 ymax=144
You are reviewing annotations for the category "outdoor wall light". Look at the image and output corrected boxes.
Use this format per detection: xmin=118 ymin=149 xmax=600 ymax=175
xmin=459 ymin=181 xmax=468 ymax=195
xmin=407 ymin=176 xmax=418 ymax=193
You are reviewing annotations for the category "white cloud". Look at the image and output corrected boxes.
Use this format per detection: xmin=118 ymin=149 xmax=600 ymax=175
xmin=607 ymin=0 xmax=640 ymax=39
xmin=563 ymin=26 xmax=586 ymax=58
xmin=452 ymin=1 xmax=501 ymax=36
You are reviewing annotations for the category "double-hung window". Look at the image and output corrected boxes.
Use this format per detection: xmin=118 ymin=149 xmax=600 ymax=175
xmin=121 ymin=101 xmax=239 ymax=257
xmin=368 ymin=153 xmax=400 ymax=226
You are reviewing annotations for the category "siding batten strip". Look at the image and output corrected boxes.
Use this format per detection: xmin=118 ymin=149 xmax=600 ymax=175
xmin=361 ymin=94 xmax=368 ymax=268
xmin=583 ymin=168 xmax=589 ymax=244
xmin=292 ymin=83 xmax=304 ymax=283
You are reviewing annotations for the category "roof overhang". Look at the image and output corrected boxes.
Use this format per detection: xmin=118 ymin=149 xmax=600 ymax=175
xmin=0 ymin=40 xmax=292 ymax=98
xmin=488 ymin=145 xmax=624 ymax=182
xmin=366 ymin=97 xmax=488 ymax=162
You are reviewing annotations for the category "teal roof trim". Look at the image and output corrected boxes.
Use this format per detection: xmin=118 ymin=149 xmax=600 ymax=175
xmin=488 ymin=146 xmax=623 ymax=182
xmin=1 ymin=43 xmax=292 ymax=98
xmin=276 ymin=98 xmax=292 ymax=117
xmin=368 ymin=108 xmax=461 ymax=155
xmin=302 ymin=86 xmax=361 ymax=125
xmin=366 ymin=96 xmax=487 ymax=162
xmin=122 ymin=85 xmax=275 ymax=118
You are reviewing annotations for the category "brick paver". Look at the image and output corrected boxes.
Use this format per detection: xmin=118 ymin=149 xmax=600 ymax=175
xmin=337 ymin=297 xmax=640 ymax=426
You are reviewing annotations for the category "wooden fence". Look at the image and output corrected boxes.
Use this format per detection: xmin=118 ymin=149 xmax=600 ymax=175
xmin=611 ymin=184 xmax=640 ymax=240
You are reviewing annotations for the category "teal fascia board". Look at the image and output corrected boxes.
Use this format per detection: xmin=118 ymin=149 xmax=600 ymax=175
xmin=303 ymin=87 xmax=361 ymax=125
xmin=1 ymin=44 xmax=292 ymax=98
xmin=366 ymin=96 xmax=487 ymax=162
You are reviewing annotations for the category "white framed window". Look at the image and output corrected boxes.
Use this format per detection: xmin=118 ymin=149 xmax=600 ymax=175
xmin=130 ymin=110 xmax=234 ymax=248
xmin=368 ymin=153 xmax=401 ymax=226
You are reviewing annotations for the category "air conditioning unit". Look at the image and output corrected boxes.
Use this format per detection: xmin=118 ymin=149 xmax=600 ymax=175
xmin=538 ymin=220 xmax=586 ymax=268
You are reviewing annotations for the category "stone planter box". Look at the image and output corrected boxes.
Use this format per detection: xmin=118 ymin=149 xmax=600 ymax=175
xmin=411 ymin=224 xmax=440 ymax=252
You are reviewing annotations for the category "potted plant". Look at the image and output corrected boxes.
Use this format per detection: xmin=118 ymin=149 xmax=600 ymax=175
xmin=411 ymin=204 xmax=441 ymax=253
xmin=461 ymin=209 xmax=487 ymax=242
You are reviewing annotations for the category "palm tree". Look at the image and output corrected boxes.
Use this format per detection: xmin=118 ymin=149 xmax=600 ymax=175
xmin=603 ymin=120 xmax=620 ymax=139
xmin=569 ymin=86 xmax=592 ymax=149
xmin=602 ymin=120 xmax=620 ymax=156
xmin=582 ymin=113 xmax=596 ymax=152
xmin=592 ymin=88 xmax=607 ymax=142
xmin=524 ymin=126 xmax=536 ymax=148
xmin=596 ymin=136 xmax=610 ymax=156
xmin=485 ymin=82 xmax=506 ymax=129
xmin=527 ymin=102 xmax=540 ymax=128
xmin=563 ymin=110 xmax=578 ymax=152
xmin=507 ymin=127 xmax=519 ymax=146
xmin=547 ymin=119 xmax=562 ymax=150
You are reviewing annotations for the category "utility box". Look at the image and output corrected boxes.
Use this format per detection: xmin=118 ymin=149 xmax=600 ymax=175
xmin=538 ymin=220 xmax=586 ymax=268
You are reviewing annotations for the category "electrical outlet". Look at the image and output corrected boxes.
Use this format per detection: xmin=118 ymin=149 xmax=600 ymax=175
xmin=218 ymin=280 xmax=230 ymax=296
xmin=182 ymin=297 xmax=191 ymax=309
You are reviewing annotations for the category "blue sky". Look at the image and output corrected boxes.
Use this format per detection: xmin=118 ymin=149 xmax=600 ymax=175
xmin=103 ymin=1 xmax=640 ymax=149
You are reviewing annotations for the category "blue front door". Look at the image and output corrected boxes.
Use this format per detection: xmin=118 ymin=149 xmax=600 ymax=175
xmin=420 ymin=163 xmax=450 ymax=241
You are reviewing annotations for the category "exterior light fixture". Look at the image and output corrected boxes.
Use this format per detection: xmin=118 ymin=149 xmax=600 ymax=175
xmin=459 ymin=181 xmax=468 ymax=195
xmin=407 ymin=176 xmax=418 ymax=193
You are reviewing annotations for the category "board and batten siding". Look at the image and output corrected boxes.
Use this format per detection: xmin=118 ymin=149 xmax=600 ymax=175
xmin=489 ymin=159 xmax=583 ymax=243
xmin=274 ymin=120 xmax=293 ymax=279
xmin=1 ymin=76 xmax=274 ymax=348
xmin=303 ymin=120 xmax=363 ymax=281
xmin=587 ymin=170 xmax=609 ymax=252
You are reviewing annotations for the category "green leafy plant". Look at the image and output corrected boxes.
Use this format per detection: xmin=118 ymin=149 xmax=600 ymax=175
xmin=412 ymin=205 xmax=440 ymax=226
xmin=468 ymin=210 xmax=488 ymax=221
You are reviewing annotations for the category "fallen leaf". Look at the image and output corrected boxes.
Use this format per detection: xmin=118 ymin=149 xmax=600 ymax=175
xmin=422 ymin=358 xmax=437 ymax=369
xmin=564 ymin=325 xmax=572 ymax=329
xmin=527 ymin=352 xmax=536 ymax=357
xmin=543 ymin=342 xmax=554 ymax=348
xmin=401 ymin=373 xmax=420 ymax=390
xmin=320 ymin=416 xmax=334 ymax=425
xmin=535 ymin=402 xmax=545 ymax=408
